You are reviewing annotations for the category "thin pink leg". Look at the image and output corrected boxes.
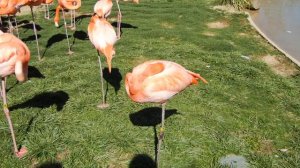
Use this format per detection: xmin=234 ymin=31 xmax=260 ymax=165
xmin=1 ymin=78 xmax=27 ymax=158
xmin=116 ymin=0 xmax=122 ymax=39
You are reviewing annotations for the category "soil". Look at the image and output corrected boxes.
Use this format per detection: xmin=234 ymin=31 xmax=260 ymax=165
xmin=261 ymin=55 xmax=299 ymax=77
xmin=207 ymin=21 xmax=229 ymax=29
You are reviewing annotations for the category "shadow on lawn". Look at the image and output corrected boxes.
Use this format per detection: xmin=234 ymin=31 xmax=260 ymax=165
xmin=22 ymin=34 xmax=41 ymax=42
xmin=129 ymin=154 xmax=156 ymax=168
xmin=129 ymin=107 xmax=178 ymax=126
xmin=10 ymin=91 xmax=69 ymax=111
xmin=6 ymin=66 xmax=44 ymax=93
xmin=130 ymin=107 xmax=179 ymax=165
xmin=20 ymin=21 xmax=43 ymax=31
xmin=36 ymin=161 xmax=63 ymax=168
xmin=43 ymin=33 xmax=70 ymax=56
xmin=111 ymin=22 xmax=138 ymax=38
xmin=103 ymin=68 xmax=122 ymax=94
xmin=28 ymin=66 xmax=45 ymax=79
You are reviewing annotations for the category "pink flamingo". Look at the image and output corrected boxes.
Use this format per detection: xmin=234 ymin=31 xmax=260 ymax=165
xmin=0 ymin=0 xmax=21 ymax=36
xmin=125 ymin=60 xmax=207 ymax=166
xmin=0 ymin=30 xmax=30 ymax=158
xmin=42 ymin=0 xmax=54 ymax=19
xmin=94 ymin=0 xmax=139 ymax=39
xmin=54 ymin=0 xmax=81 ymax=54
xmin=88 ymin=14 xmax=117 ymax=108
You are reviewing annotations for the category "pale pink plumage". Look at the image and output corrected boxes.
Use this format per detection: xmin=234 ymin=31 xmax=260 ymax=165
xmin=94 ymin=0 xmax=113 ymax=18
xmin=125 ymin=60 xmax=208 ymax=103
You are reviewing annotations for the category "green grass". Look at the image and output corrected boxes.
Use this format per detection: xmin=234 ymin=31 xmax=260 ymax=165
xmin=1 ymin=0 xmax=300 ymax=167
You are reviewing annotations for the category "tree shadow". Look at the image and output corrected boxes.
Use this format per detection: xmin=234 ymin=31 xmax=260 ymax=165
xmin=22 ymin=34 xmax=41 ymax=42
xmin=129 ymin=107 xmax=179 ymax=127
xmin=43 ymin=33 xmax=70 ymax=56
xmin=103 ymin=68 xmax=122 ymax=94
xmin=10 ymin=91 xmax=69 ymax=112
xmin=36 ymin=161 xmax=63 ymax=168
xmin=129 ymin=154 xmax=156 ymax=168
xmin=28 ymin=66 xmax=45 ymax=79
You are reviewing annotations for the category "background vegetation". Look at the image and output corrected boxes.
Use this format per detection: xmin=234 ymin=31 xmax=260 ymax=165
xmin=0 ymin=0 xmax=299 ymax=167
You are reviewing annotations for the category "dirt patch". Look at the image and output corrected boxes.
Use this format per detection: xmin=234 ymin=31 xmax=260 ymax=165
xmin=257 ymin=139 xmax=275 ymax=155
xmin=161 ymin=22 xmax=175 ymax=29
xmin=261 ymin=55 xmax=299 ymax=77
xmin=203 ymin=31 xmax=216 ymax=37
xmin=56 ymin=149 xmax=71 ymax=161
xmin=213 ymin=5 xmax=242 ymax=14
xmin=207 ymin=21 xmax=229 ymax=29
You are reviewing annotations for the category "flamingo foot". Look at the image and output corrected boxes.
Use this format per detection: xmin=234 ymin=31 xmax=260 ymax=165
xmin=68 ymin=51 xmax=74 ymax=55
xmin=97 ymin=103 xmax=109 ymax=109
xmin=15 ymin=146 xmax=28 ymax=158
xmin=70 ymin=27 xmax=76 ymax=31
xmin=55 ymin=22 xmax=59 ymax=28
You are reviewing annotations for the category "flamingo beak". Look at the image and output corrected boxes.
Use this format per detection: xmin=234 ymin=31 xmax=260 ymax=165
xmin=106 ymin=58 xmax=112 ymax=74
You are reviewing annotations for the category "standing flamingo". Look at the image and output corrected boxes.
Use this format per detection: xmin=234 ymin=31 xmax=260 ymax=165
xmin=125 ymin=60 xmax=207 ymax=166
xmin=0 ymin=30 xmax=30 ymax=158
xmin=0 ymin=0 xmax=20 ymax=36
xmin=42 ymin=0 xmax=53 ymax=19
xmin=15 ymin=0 xmax=45 ymax=60
xmin=54 ymin=0 xmax=81 ymax=54
xmin=93 ymin=0 xmax=139 ymax=39
xmin=88 ymin=14 xmax=117 ymax=108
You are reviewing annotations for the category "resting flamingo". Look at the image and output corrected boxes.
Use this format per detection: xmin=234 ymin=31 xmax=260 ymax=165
xmin=88 ymin=13 xmax=117 ymax=108
xmin=125 ymin=60 xmax=207 ymax=166
xmin=54 ymin=0 xmax=81 ymax=54
xmin=0 ymin=30 xmax=30 ymax=158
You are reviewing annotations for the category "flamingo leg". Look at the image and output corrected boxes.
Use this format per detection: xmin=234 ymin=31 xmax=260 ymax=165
xmin=62 ymin=9 xmax=73 ymax=55
xmin=30 ymin=6 xmax=41 ymax=60
xmin=44 ymin=4 xmax=47 ymax=19
xmin=97 ymin=52 xmax=109 ymax=108
xmin=8 ymin=16 xmax=13 ymax=34
xmin=46 ymin=4 xmax=50 ymax=19
xmin=116 ymin=0 xmax=122 ymax=39
xmin=1 ymin=78 xmax=27 ymax=158
xmin=156 ymin=102 xmax=166 ymax=167
xmin=72 ymin=10 xmax=76 ymax=30
xmin=13 ymin=16 xmax=19 ymax=38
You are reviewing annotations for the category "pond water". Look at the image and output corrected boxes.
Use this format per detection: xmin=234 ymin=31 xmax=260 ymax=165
xmin=249 ymin=0 xmax=300 ymax=66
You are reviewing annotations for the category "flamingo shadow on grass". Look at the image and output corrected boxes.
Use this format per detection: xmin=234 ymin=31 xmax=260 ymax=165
xmin=42 ymin=33 xmax=71 ymax=57
xmin=10 ymin=91 xmax=69 ymax=112
xmin=129 ymin=154 xmax=156 ymax=168
xmin=75 ymin=13 xmax=93 ymax=25
xmin=111 ymin=22 xmax=138 ymax=38
xmin=28 ymin=66 xmax=45 ymax=79
xmin=71 ymin=30 xmax=89 ymax=49
xmin=129 ymin=107 xmax=179 ymax=165
xmin=6 ymin=66 xmax=44 ymax=93
xmin=102 ymin=68 xmax=122 ymax=94
xmin=20 ymin=22 xmax=42 ymax=31
xmin=22 ymin=34 xmax=41 ymax=42
xmin=36 ymin=161 xmax=63 ymax=168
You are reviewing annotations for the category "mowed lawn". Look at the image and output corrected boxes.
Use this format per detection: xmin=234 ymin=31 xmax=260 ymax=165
xmin=0 ymin=0 xmax=299 ymax=167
